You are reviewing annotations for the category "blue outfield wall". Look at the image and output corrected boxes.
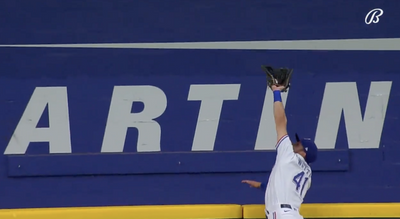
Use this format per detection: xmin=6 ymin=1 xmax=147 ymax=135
xmin=0 ymin=0 xmax=400 ymax=211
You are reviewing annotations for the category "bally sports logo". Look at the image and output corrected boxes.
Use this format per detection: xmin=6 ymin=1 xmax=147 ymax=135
xmin=365 ymin=8 xmax=384 ymax=25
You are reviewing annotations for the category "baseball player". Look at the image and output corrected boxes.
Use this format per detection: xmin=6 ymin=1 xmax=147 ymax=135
xmin=242 ymin=85 xmax=318 ymax=219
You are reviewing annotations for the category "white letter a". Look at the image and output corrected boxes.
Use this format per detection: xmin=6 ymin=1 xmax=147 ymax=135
xmin=4 ymin=87 xmax=72 ymax=154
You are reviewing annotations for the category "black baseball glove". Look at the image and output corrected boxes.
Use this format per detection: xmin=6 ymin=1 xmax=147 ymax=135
xmin=261 ymin=65 xmax=294 ymax=92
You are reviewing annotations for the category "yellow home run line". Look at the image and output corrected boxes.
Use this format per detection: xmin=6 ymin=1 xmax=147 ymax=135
xmin=0 ymin=203 xmax=399 ymax=219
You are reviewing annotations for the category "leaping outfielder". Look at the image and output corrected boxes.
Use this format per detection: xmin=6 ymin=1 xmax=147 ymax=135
xmin=242 ymin=66 xmax=318 ymax=219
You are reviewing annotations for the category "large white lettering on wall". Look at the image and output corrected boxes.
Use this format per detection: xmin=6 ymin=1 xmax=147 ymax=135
xmin=3 ymin=81 xmax=393 ymax=155
xmin=315 ymin=81 xmax=392 ymax=149
xmin=4 ymin=87 xmax=72 ymax=154
xmin=101 ymin=85 xmax=167 ymax=152
xmin=188 ymin=84 xmax=241 ymax=151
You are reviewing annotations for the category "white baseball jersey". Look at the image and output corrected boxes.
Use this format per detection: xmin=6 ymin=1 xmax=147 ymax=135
xmin=265 ymin=135 xmax=312 ymax=218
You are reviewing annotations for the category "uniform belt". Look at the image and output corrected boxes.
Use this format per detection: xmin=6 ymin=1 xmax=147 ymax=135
xmin=266 ymin=204 xmax=293 ymax=215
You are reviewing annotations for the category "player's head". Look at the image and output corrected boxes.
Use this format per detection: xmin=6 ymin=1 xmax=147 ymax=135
xmin=292 ymin=133 xmax=318 ymax=164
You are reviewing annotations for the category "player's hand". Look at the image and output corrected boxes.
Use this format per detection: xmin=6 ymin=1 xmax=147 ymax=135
xmin=271 ymin=85 xmax=285 ymax=91
xmin=241 ymin=180 xmax=261 ymax=188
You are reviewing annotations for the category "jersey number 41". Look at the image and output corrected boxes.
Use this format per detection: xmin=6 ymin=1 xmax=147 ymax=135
xmin=293 ymin=171 xmax=309 ymax=196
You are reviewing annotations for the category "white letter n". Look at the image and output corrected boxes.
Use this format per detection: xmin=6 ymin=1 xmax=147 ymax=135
xmin=315 ymin=81 xmax=391 ymax=149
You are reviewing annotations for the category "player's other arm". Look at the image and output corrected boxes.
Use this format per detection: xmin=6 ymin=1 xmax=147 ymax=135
xmin=272 ymin=85 xmax=288 ymax=142
xmin=241 ymin=180 xmax=267 ymax=192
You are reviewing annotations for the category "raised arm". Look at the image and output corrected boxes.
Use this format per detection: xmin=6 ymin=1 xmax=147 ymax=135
xmin=272 ymin=85 xmax=288 ymax=142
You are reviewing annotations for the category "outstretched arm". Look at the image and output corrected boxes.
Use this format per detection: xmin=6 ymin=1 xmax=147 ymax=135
xmin=242 ymin=180 xmax=267 ymax=192
xmin=272 ymin=85 xmax=288 ymax=142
